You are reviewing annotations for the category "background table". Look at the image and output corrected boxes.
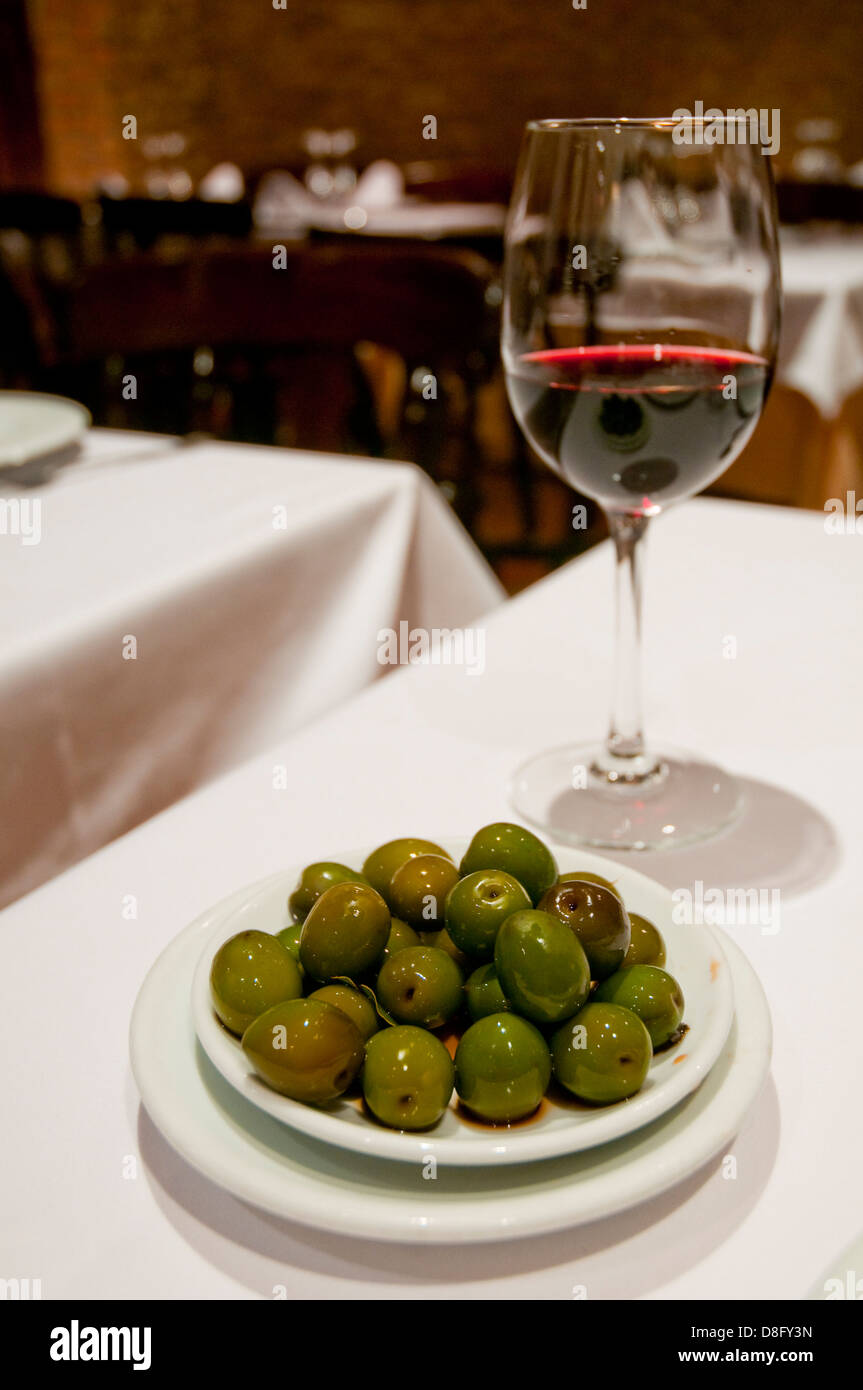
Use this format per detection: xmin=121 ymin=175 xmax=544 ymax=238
xmin=0 ymin=430 xmax=502 ymax=908
xmin=779 ymin=231 xmax=863 ymax=418
xmin=0 ymin=496 xmax=857 ymax=1299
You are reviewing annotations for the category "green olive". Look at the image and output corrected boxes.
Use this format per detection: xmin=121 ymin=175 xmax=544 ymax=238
xmin=288 ymin=862 xmax=369 ymax=923
xmin=378 ymin=918 xmax=422 ymax=965
xmin=558 ymin=870 xmax=621 ymax=897
xmin=419 ymin=926 xmax=471 ymax=970
xmin=551 ymin=1002 xmax=652 ymax=1103
xmin=376 ymin=946 xmax=464 ymax=1029
xmin=623 ymin=913 xmax=667 ymax=967
xmin=445 ymin=869 xmax=531 ymax=960
xmin=299 ymin=882 xmax=390 ymax=982
xmin=537 ymin=879 xmax=630 ymax=980
xmin=362 ymin=838 xmax=452 ymax=901
xmin=494 ymin=909 xmax=591 ymax=1025
xmin=388 ymin=854 xmax=460 ymax=930
xmin=275 ymin=922 xmax=303 ymax=964
xmin=455 ymin=1013 xmax=551 ymax=1122
xmin=362 ymin=1026 xmax=454 ymax=1130
xmin=210 ymin=930 xmax=303 ymax=1036
xmin=465 ymin=963 xmax=513 ymax=1022
xmin=308 ymin=984 xmax=379 ymax=1041
xmin=593 ymin=965 xmax=684 ymax=1048
xmin=242 ymin=998 xmax=364 ymax=1103
xmin=459 ymin=823 xmax=557 ymax=905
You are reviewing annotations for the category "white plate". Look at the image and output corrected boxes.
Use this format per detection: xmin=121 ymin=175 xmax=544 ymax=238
xmin=131 ymin=913 xmax=770 ymax=1244
xmin=190 ymin=844 xmax=734 ymax=1165
xmin=0 ymin=391 xmax=90 ymax=466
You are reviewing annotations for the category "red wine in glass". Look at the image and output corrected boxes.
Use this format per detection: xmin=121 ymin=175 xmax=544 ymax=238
xmin=506 ymin=344 xmax=771 ymax=517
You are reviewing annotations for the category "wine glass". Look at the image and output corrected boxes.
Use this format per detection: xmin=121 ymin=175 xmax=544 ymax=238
xmin=502 ymin=118 xmax=781 ymax=850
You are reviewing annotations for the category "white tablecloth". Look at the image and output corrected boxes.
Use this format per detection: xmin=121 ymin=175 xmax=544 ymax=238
xmin=0 ymin=496 xmax=858 ymax=1299
xmin=0 ymin=430 xmax=502 ymax=907
xmin=779 ymin=233 xmax=863 ymax=417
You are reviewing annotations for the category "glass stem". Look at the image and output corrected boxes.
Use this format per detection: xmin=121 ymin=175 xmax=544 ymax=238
xmin=603 ymin=511 xmax=658 ymax=777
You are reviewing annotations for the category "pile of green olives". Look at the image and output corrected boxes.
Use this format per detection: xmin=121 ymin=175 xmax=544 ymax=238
xmin=208 ymin=823 xmax=686 ymax=1131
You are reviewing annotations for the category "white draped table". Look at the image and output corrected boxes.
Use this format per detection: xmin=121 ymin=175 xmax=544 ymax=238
xmin=0 ymin=496 xmax=858 ymax=1299
xmin=779 ymin=232 xmax=863 ymax=418
xmin=0 ymin=430 xmax=503 ymax=907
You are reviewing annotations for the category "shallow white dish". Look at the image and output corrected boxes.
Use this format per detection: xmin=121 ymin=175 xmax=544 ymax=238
xmin=131 ymin=908 xmax=770 ymax=1244
xmin=0 ymin=391 xmax=90 ymax=466
xmin=190 ymin=843 xmax=734 ymax=1165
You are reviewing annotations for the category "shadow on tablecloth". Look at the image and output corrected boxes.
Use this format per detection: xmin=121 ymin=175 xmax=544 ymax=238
xmin=596 ymin=774 xmax=841 ymax=902
xmin=134 ymin=1070 xmax=779 ymax=1298
xmin=0 ymin=440 xmax=83 ymax=488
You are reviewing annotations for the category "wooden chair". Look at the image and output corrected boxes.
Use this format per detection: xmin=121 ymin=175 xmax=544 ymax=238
xmin=824 ymin=386 xmax=863 ymax=507
xmin=97 ymin=196 xmax=252 ymax=253
xmin=402 ymin=161 xmax=512 ymax=206
xmin=0 ymin=192 xmax=81 ymax=237
xmin=0 ymin=190 xmax=84 ymax=292
xmin=775 ymin=182 xmax=863 ymax=227
xmin=0 ymin=258 xmax=42 ymax=383
xmin=0 ymin=195 xmax=83 ymax=378
xmin=47 ymin=241 xmax=499 ymax=520
xmin=706 ymin=384 xmax=833 ymax=508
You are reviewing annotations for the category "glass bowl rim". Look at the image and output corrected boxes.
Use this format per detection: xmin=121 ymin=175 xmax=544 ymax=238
xmin=525 ymin=116 xmax=759 ymax=132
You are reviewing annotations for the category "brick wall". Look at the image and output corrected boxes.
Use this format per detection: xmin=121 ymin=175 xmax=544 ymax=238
xmin=25 ymin=0 xmax=863 ymax=195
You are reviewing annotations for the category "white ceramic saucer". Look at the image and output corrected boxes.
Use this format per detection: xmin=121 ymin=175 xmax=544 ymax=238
xmin=130 ymin=912 xmax=770 ymax=1244
xmin=0 ymin=391 xmax=90 ymax=466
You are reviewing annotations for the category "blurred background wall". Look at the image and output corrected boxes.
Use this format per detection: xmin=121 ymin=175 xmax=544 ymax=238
xmin=2 ymin=0 xmax=862 ymax=594
xmin=21 ymin=0 xmax=863 ymax=195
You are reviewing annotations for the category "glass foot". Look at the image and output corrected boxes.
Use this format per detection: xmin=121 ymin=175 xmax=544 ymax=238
xmin=509 ymin=742 xmax=743 ymax=851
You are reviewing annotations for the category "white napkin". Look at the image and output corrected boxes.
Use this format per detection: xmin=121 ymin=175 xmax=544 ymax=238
xmin=350 ymin=160 xmax=404 ymax=209
xmin=611 ymin=180 xmax=735 ymax=260
xmin=611 ymin=181 xmax=676 ymax=258
xmin=253 ymin=170 xmax=312 ymax=229
xmin=199 ymin=163 xmax=246 ymax=202
xmin=253 ymin=160 xmax=406 ymax=231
